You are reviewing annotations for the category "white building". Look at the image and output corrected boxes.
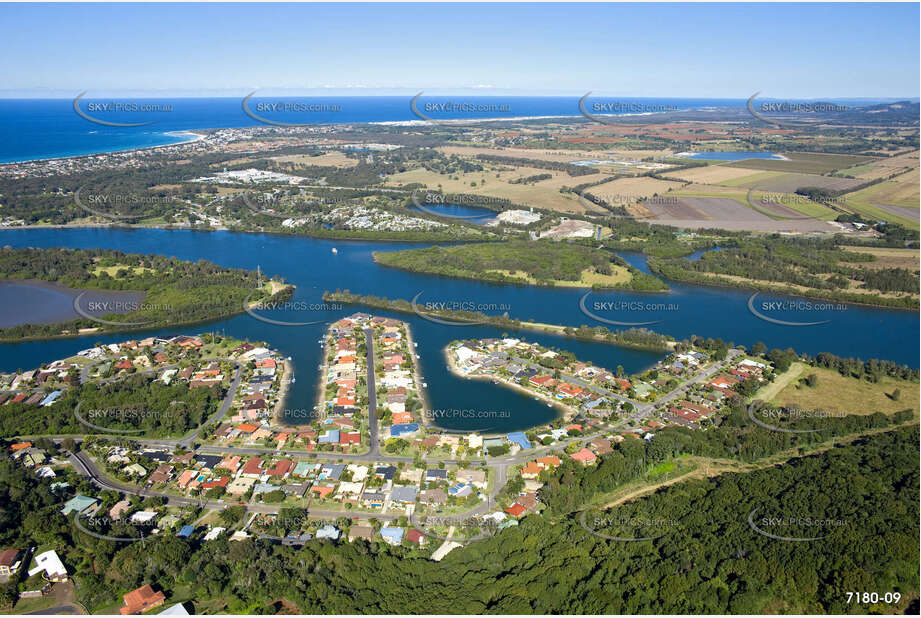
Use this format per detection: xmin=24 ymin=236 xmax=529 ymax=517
xmin=28 ymin=550 xmax=68 ymax=582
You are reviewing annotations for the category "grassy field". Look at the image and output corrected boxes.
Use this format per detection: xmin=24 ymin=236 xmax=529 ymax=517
xmin=846 ymin=169 xmax=920 ymax=208
xmin=843 ymin=246 xmax=920 ymax=270
xmin=271 ymin=152 xmax=357 ymax=167
xmin=765 ymin=365 xmax=919 ymax=417
xmin=725 ymin=152 xmax=877 ymax=174
xmin=665 ymin=165 xmax=766 ymax=185
xmin=436 ymin=144 xmax=674 ymax=164
xmin=486 ymin=265 xmax=633 ymax=287
xmin=384 ymin=166 xmax=587 ymax=213
xmin=90 ymin=264 xmax=156 ymax=277
xmin=585 ymin=176 xmax=684 ymax=203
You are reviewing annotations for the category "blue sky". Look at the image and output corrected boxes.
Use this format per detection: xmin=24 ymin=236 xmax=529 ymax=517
xmin=1 ymin=3 xmax=918 ymax=98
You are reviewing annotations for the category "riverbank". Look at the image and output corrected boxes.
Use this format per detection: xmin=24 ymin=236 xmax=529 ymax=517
xmin=322 ymin=290 xmax=673 ymax=352
xmin=273 ymin=357 xmax=295 ymax=422
xmin=403 ymin=323 xmax=432 ymax=423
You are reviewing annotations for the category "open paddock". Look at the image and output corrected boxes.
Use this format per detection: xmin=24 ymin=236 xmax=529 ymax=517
xmin=663 ymin=165 xmax=766 ymax=185
xmin=583 ymin=176 xmax=684 ymax=204
xmin=843 ymin=247 xmax=920 ymax=270
xmin=271 ymin=152 xmax=358 ymax=167
xmin=383 ymin=166 xmax=588 ymax=213
xmin=645 ymin=197 xmax=836 ymax=232
xmin=725 ymin=152 xmax=877 ymax=174
xmin=746 ymin=172 xmax=866 ymax=194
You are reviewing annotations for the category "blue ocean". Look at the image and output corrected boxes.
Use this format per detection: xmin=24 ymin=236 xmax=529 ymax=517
xmin=0 ymin=96 xmax=744 ymax=164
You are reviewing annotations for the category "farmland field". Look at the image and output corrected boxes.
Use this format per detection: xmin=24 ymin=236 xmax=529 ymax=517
xmin=583 ymin=176 xmax=684 ymax=203
xmin=383 ymin=166 xmax=588 ymax=213
xmin=725 ymin=152 xmax=877 ymax=174
xmin=643 ymin=196 xmax=836 ymax=232
xmin=663 ymin=164 xmax=766 ymax=184
xmin=739 ymin=172 xmax=866 ymax=193
xmin=271 ymin=152 xmax=358 ymax=167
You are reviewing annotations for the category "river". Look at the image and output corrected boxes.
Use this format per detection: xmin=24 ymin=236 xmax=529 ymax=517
xmin=0 ymin=228 xmax=916 ymax=432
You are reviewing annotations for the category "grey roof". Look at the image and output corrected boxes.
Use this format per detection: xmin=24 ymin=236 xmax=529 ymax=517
xmin=391 ymin=486 xmax=417 ymax=503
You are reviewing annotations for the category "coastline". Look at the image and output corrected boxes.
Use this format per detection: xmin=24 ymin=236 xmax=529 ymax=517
xmin=0 ymin=130 xmax=204 ymax=167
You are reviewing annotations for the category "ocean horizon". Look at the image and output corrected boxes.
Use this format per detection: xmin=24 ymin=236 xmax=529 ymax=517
xmin=1 ymin=95 xmax=748 ymax=164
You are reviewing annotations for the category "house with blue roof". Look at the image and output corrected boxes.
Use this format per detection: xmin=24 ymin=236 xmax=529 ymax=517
xmin=507 ymin=432 xmax=531 ymax=450
xmin=380 ymin=526 xmax=404 ymax=546
xmin=318 ymin=429 xmax=340 ymax=444
xmin=40 ymin=390 xmax=62 ymax=407
xmin=252 ymin=482 xmax=277 ymax=496
xmin=61 ymin=494 xmax=99 ymax=516
xmin=390 ymin=423 xmax=419 ymax=438
xmin=448 ymin=483 xmax=473 ymax=497
xmin=176 ymin=525 xmax=195 ymax=538
xmin=316 ymin=525 xmax=340 ymax=540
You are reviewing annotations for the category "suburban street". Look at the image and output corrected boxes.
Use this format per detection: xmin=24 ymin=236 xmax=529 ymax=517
xmin=49 ymin=344 xmax=746 ymax=541
xmin=363 ymin=327 xmax=381 ymax=457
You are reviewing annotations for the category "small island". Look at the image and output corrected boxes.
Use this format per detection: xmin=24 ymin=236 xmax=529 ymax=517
xmin=372 ymin=241 xmax=669 ymax=291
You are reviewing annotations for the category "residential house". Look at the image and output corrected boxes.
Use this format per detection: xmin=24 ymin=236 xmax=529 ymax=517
xmin=119 ymin=585 xmax=166 ymax=615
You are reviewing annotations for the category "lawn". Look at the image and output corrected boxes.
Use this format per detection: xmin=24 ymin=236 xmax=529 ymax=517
xmin=766 ymin=365 xmax=919 ymax=417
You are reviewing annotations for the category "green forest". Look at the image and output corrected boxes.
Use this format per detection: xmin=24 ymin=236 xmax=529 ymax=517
xmin=0 ymin=374 xmax=222 ymax=438
xmin=0 ymin=247 xmax=289 ymax=340
xmin=648 ymin=237 xmax=919 ymax=309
